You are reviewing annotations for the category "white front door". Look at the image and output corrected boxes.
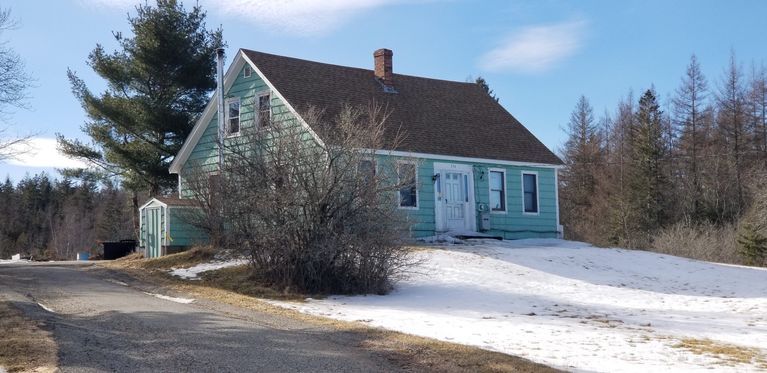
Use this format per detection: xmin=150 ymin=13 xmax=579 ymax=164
xmin=443 ymin=172 xmax=467 ymax=231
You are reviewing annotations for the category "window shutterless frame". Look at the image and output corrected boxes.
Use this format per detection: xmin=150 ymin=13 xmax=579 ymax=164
xmin=224 ymin=97 xmax=241 ymax=137
xmin=521 ymin=171 xmax=540 ymax=215
xmin=256 ymin=91 xmax=271 ymax=128
xmin=488 ymin=167 xmax=507 ymax=213
xmin=396 ymin=161 xmax=418 ymax=209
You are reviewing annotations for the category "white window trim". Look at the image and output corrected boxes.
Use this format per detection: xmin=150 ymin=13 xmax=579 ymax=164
xmin=521 ymin=171 xmax=540 ymax=215
xmin=243 ymin=65 xmax=252 ymax=78
xmin=256 ymin=90 xmax=271 ymax=128
xmin=224 ymin=97 xmax=241 ymax=137
xmin=396 ymin=160 xmax=419 ymax=210
xmin=488 ymin=167 xmax=507 ymax=214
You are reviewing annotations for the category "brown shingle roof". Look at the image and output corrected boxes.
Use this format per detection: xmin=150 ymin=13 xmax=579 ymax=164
xmin=242 ymin=49 xmax=563 ymax=166
xmin=156 ymin=196 xmax=196 ymax=206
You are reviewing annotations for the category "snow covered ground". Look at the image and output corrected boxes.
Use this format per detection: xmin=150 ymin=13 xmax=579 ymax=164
xmin=270 ymin=239 xmax=767 ymax=372
xmin=169 ymin=259 xmax=247 ymax=280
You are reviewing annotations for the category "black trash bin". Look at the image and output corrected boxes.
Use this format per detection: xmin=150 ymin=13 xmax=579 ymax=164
xmin=103 ymin=240 xmax=137 ymax=260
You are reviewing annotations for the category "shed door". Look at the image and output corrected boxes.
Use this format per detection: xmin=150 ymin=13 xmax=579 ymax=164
xmin=443 ymin=172 xmax=468 ymax=231
xmin=146 ymin=207 xmax=161 ymax=258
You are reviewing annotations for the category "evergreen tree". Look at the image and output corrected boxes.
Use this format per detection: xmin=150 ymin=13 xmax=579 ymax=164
xmin=58 ymin=0 xmax=224 ymax=196
xmin=737 ymin=224 xmax=767 ymax=266
xmin=629 ymin=88 xmax=669 ymax=239
xmin=475 ymin=76 xmax=499 ymax=102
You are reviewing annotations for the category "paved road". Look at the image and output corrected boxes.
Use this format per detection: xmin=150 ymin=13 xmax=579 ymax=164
xmin=0 ymin=262 xmax=403 ymax=372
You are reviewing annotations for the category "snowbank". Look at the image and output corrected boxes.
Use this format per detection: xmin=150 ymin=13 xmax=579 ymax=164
xmin=169 ymin=259 xmax=247 ymax=280
xmin=271 ymin=239 xmax=767 ymax=372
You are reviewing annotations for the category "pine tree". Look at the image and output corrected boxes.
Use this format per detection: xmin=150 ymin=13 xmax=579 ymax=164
xmin=58 ymin=0 xmax=224 ymax=196
xmin=629 ymin=88 xmax=669 ymax=239
xmin=475 ymin=76 xmax=499 ymax=102
xmin=737 ymin=224 xmax=767 ymax=266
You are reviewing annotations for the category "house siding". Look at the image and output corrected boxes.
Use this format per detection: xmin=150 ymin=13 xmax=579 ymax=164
xmin=167 ymin=208 xmax=208 ymax=247
xmin=379 ymin=155 xmax=559 ymax=239
xmin=180 ymin=63 xmax=291 ymax=197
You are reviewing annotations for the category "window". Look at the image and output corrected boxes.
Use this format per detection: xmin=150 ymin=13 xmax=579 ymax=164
xmin=243 ymin=65 xmax=252 ymax=78
xmin=357 ymin=159 xmax=376 ymax=178
xmin=523 ymin=172 xmax=538 ymax=213
xmin=208 ymin=173 xmax=221 ymax=204
xmin=258 ymin=93 xmax=271 ymax=127
xmin=397 ymin=162 xmax=417 ymax=208
xmin=225 ymin=98 xmax=240 ymax=135
xmin=489 ymin=169 xmax=506 ymax=212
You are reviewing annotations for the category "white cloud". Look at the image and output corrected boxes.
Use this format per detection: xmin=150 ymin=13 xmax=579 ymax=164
xmin=479 ymin=19 xmax=588 ymax=74
xmin=214 ymin=0 xmax=402 ymax=34
xmin=76 ymin=0 xmax=407 ymax=35
xmin=75 ymin=0 xmax=137 ymax=10
xmin=6 ymin=138 xmax=89 ymax=169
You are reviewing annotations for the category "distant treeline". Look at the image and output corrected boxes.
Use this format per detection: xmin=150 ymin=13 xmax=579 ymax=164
xmin=560 ymin=53 xmax=767 ymax=266
xmin=0 ymin=174 xmax=134 ymax=260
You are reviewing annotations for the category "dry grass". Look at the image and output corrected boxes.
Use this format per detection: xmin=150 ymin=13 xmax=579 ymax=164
xmin=673 ymin=338 xmax=767 ymax=368
xmin=100 ymin=263 xmax=559 ymax=372
xmin=198 ymin=265 xmax=305 ymax=301
xmin=651 ymin=221 xmax=744 ymax=265
xmin=0 ymin=301 xmax=57 ymax=373
xmin=102 ymin=246 xmax=215 ymax=270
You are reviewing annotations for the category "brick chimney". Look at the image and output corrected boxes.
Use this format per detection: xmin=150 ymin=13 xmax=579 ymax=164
xmin=374 ymin=48 xmax=393 ymax=87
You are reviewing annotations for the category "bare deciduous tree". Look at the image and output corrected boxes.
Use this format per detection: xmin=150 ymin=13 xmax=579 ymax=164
xmin=716 ymin=51 xmax=749 ymax=214
xmin=672 ymin=54 xmax=709 ymax=218
xmin=0 ymin=8 xmax=32 ymax=161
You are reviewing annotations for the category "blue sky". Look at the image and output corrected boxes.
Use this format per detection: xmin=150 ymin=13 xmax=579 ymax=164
xmin=2 ymin=0 xmax=767 ymax=182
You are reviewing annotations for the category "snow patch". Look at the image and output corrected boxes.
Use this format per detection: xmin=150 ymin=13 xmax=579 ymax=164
xmin=0 ymin=259 xmax=30 ymax=264
xmin=37 ymin=302 xmax=55 ymax=313
xmin=417 ymin=234 xmax=466 ymax=244
xmin=271 ymin=238 xmax=767 ymax=372
xmin=106 ymin=279 xmax=128 ymax=286
xmin=143 ymin=292 xmax=195 ymax=304
xmin=169 ymin=259 xmax=247 ymax=280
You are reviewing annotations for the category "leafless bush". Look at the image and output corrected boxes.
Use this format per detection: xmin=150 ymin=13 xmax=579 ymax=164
xmin=650 ymin=220 xmax=741 ymax=264
xmin=186 ymin=103 xmax=415 ymax=294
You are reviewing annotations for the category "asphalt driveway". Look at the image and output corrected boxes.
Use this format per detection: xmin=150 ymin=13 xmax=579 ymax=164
xmin=0 ymin=262 xmax=402 ymax=372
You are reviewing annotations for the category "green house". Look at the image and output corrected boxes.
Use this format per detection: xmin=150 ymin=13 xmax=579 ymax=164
xmin=140 ymin=48 xmax=563 ymax=256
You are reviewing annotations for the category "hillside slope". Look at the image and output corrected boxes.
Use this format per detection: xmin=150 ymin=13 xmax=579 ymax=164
xmin=272 ymin=239 xmax=767 ymax=372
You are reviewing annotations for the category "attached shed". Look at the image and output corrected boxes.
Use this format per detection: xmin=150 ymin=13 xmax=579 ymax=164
xmin=138 ymin=197 xmax=208 ymax=258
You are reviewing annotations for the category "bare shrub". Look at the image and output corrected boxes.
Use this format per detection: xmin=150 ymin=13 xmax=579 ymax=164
xmin=185 ymin=103 xmax=415 ymax=294
xmin=651 ymin=220 xmax=741 ymax=264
